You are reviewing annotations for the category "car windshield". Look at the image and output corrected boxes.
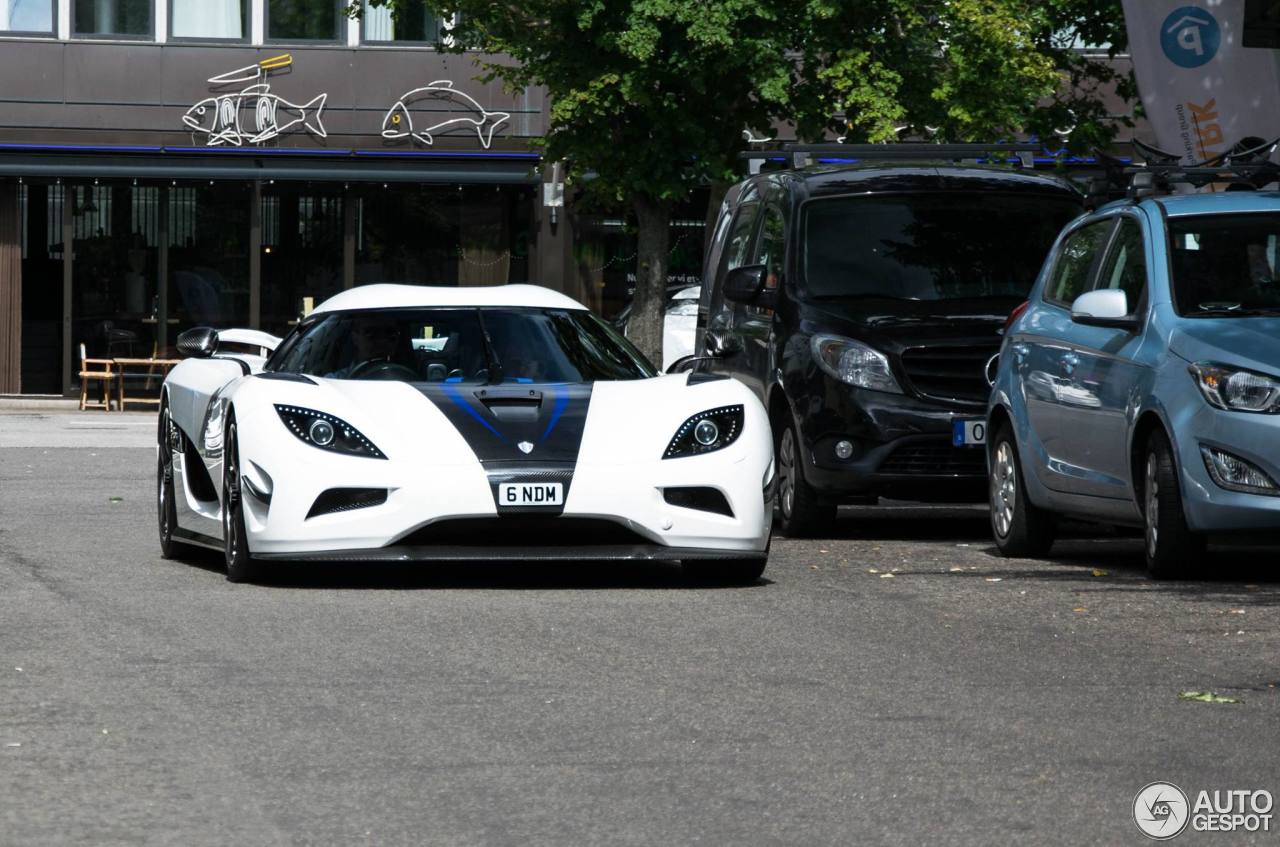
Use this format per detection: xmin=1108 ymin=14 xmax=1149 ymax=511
xmin=268 ymin=307 xmax=656 ymax=383
xmin=801 ymin=193 xmax=1081 ymax=301
xmin=1169 ymin=213 xmax=1280 ymax=316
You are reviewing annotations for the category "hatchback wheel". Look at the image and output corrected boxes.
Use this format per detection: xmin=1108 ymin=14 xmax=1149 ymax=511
xmin=775 ymin=423 xmax=836 ymax=537
xmin=989 ymin=426 xmax=1055 ymax=558
xmin=1142 ymin=431 xmax=1205 ymax=579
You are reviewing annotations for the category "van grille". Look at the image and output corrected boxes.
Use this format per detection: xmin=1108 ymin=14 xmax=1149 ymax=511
xmin=878 ymin=443 xmax=987 ymax=477
xmin=900 ymin=342 xmax=1000 ymax=405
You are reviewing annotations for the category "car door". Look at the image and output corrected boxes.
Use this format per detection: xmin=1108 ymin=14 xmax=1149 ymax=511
xmin=727 ymin=196 xmax=786 ymax=400
xmin=1051 ymin=213 xmax=1152 ymax=500
xmin=704 ymin=188 xmax=761 ymax=379
xmin=1020 ymin=217 xmax=1115 ymax=493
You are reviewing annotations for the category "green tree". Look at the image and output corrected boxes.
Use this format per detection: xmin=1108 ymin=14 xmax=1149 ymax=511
xmin=354 ymin=0 xmax=1130 ymax=364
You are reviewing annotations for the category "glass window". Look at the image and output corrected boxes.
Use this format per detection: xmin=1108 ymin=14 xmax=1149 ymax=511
xmin=1169 ymin=213 xmax=1280 ymax=316
xmin=270 ymin=308 xmax=655 ymax=383
xmin=746 ymin=204 xmax=784 ymax=317
xmin=171 ymin=0 xmax=246 ymax=39
xmin=268 ymin=0 xmax=340 ymax=41
xmin=1095 ymin=217 xmax=1147 ymax=313
xmin=2 ymin=0 xmax=55 ymax=33
xmin=74 ymin=0 xmax=152 ymax=36
xmin=722 ymin=204 xmax=759 ymax=275
xmin=801 ymin=194 xmax=1082 ymax=303
xmin=362 ymin=0 xmax=439 ymax=42
xmin=261 ymin=186 xmax=344 ymax=337
xmin=168 ymin=184 xmax=251 ymax=334
xmin=1044 ymin=219 xmax=1113 ymax=306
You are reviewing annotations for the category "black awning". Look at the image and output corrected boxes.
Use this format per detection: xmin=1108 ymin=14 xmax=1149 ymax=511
xmin=0 ymin=145 xmax=542 ymax=185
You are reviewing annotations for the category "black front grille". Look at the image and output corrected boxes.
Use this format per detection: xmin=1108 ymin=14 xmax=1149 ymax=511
xmin=399 ymin=517 xmax=651 ymax=547
xmin=878 ymin=443 xmax=987 ymax=477
xmin=306 ymin=488 xmax=388 ymax=519
xmin=900 ymin=342 xmax=1001 ymax=404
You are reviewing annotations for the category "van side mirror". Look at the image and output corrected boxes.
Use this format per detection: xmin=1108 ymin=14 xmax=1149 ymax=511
xmin=1070 ymin=290 xmax=1138 ymax=331
xmin=176 ymin=327 xmax=219 ymax=358
xmin=723 ymin=265 xmax=776 ymax=308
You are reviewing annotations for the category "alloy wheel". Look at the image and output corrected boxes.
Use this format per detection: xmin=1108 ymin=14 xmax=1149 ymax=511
xmin=778 ymin=428 xmax=797 ymax=519
xmin=991 ymin=441 xmax=1016 ymax=538
xmin=1145 ymin=452 xmax=1159 ymax=557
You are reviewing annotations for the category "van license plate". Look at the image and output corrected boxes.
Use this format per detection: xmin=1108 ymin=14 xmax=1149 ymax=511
xmin=499 ymin=482 xmax=564 ymax=506
xmin=952 ymin=419 xmax=987 ymax=447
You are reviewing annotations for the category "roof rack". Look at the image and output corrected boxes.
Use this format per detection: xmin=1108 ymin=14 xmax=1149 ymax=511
xmin=1085 ymin=136 xmax=1280 ymax=209
xmin=738 ymin=142 xmax=1041 ymax=174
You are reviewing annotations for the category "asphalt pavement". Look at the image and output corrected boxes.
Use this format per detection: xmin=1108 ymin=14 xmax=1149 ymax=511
xmin=2 ymin=412 xmax=1279 ymax=845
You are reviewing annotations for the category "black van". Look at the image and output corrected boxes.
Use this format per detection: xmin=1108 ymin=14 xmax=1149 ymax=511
xmin=692 ymin=162 xmax=1084 ymax=535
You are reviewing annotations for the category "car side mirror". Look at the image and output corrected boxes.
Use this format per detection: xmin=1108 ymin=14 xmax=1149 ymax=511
xmin=1070 ymin=290 xmax=1138 ymax=331
xmin=704 ymin=330 xmax=743 ymax=357
xmin=176 ymin=327 xmax=218 ymax=358
xmin=723 ymin=264 xmax=777 ymax=309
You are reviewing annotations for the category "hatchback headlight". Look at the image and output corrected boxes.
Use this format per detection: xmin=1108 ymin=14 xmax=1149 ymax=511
xmin=664 ymin=405 xmax=744 ymax=459
xmin=810 ymin=334 xmax=902 ymax=394
xmin=275 ymin=405 xmax=386 ymax=459
xmin=1189 ymin=362 xmax=1280 ymax=413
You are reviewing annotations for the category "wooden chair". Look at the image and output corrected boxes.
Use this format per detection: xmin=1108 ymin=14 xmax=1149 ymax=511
xmin=78 ymin=343 xmax=115 ymax=411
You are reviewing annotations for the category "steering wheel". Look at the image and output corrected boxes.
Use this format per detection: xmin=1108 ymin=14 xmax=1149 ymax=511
xmin=347 ymin=359 xmax=419 ymax=381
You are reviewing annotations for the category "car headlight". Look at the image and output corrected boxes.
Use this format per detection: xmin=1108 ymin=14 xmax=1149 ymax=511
xmin=664 ymin=405 xmax=744 ymax=459
xmin=810 ymin=334 xmax=902 ymax=393
xmin=1189 ymin=362 xmax=1280 ymax=413
xmin=274 ymin=405 xmax=387 ymax=459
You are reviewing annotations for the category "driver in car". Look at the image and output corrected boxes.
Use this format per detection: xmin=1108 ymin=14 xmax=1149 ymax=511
xmin=327 ymin=317 xmax=401 ymax=379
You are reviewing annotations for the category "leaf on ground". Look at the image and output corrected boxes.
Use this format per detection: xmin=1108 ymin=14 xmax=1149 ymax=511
xmin=1179 ymin=691 xmax=1242 ymax=704
xmin=879 ymin=573 xmax=895 ymax=579
xmin=108 ymin=497 xmax=123 ymax=503
xmin=985 ymin=577 xmax=1003 ymax=583
xmin=1073 ymin=607 xmax=1087 ymax=613
xmin=867 ymin=568 xmax=880 ymax=574
xmin=949 ymin=567 xmax=965 ymax=572
xmin=1091 ymin=568 xmax=1108 ymax=577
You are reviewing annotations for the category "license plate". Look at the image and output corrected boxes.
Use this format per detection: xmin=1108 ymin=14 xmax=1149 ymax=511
xmin=952 ymin=419 xmax=988 ymax=447
xmin=499 ymin=482 xmax=564 ymax=506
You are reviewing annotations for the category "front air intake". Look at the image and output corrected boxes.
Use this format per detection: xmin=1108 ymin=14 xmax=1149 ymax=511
xmin=306 ymin=488 xmax=388 ymax=519
xmin=663 ymin=487 xmax=734 ymax=517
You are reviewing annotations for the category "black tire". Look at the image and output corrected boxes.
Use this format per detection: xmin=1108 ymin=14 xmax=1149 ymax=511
xmin=157 ymin=406 xmax=196 ymax=560
xmin=682 ymin=558 xmax=767 ymax=586
xmin=1142 ymin=431 xmax=1205 ymax=579
xmin=989 ymin=426 xmax=1056 ymax=558
xmin=222 ymin=421 xmax=262 ymax=584
xmin=775 ymin=422 xmax=836 ymax=537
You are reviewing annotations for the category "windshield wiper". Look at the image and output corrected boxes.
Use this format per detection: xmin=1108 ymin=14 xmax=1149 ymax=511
xmin=1190 ymin=306 xmax=1280 ymax=317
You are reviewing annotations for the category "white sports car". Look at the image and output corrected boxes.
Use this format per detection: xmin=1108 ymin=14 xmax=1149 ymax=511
xmin=157 ymin=284 xmax=774 ymax=583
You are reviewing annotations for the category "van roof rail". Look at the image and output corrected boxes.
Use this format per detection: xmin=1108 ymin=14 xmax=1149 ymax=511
xmin=739 ymin=142 xmax=1041 ymax=174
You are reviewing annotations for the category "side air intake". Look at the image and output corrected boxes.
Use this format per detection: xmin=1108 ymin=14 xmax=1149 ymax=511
xmin=306 ymin=488 xmax=388 ymax=519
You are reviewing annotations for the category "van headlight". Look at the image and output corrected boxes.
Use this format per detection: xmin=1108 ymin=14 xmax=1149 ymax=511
xmin=275 ymin=405 xmax=387 ymax=459
xmin=1189 ymin=363 xmax=1280 ymax=413
xmin=810 ymin=334 xmax=902 ymax=393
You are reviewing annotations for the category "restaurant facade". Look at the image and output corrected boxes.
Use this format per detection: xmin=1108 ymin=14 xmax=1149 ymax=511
xmin=0 ymin=0 xmax=702 ymax=396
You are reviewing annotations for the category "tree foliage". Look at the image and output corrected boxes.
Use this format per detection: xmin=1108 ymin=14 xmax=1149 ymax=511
xmin=354 ymin=0 xmax=1131 ymax=361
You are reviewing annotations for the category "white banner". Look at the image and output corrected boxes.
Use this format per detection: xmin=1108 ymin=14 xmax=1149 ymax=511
xmin=1122 ymin=0 xmax=1280 ymax=164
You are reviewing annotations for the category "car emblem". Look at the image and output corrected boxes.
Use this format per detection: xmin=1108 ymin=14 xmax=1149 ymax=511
xmin=984 ymin=353 xmax=1000 ymax=387
xmin=517 ymin=441 xmax=534 ymax=454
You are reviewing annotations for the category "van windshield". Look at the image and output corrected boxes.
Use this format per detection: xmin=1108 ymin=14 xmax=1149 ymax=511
xmin=801 ymin=194 xmax=1081 ymax=301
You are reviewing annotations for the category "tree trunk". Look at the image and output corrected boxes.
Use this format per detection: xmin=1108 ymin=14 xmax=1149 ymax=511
xmin=630 ymin=196 xmax=672 ymax=369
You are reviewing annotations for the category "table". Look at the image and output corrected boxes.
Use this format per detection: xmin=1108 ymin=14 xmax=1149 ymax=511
xmin=113 ymin=358 xmax=182 ymax=411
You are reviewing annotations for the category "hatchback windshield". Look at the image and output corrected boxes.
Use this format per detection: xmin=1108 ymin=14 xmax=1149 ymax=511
xmin=802 ymin=194 xmax=1081 ymax=301
xmin=1169 ymin=213 xmax=1280 ymax=316
xmin=268 ymin=307 xmax=655 ymax=383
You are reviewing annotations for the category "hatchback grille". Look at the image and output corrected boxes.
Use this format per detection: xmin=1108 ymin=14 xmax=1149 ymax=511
xmin=878 ymin=444 xmax=987 ymax=477
xmin=900 ymin=342 xmax=1001 ymax=405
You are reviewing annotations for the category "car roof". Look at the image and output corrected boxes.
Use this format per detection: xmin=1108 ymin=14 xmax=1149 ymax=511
xmin=765 ymin=164 xmax=1082 ymax=201
xmin=1150 ymin=190 xmax=1280 ymax=217
xmin=312 ymin=283 xmax=588 ymax=314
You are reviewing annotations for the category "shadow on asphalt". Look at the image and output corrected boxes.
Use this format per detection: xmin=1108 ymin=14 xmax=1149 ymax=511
xmin=170 ymin=547 xmax=774 ymax=591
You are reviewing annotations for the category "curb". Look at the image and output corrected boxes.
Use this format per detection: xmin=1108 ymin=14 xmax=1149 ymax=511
xmin=0 ymin=396 xmax=82 ymax=412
